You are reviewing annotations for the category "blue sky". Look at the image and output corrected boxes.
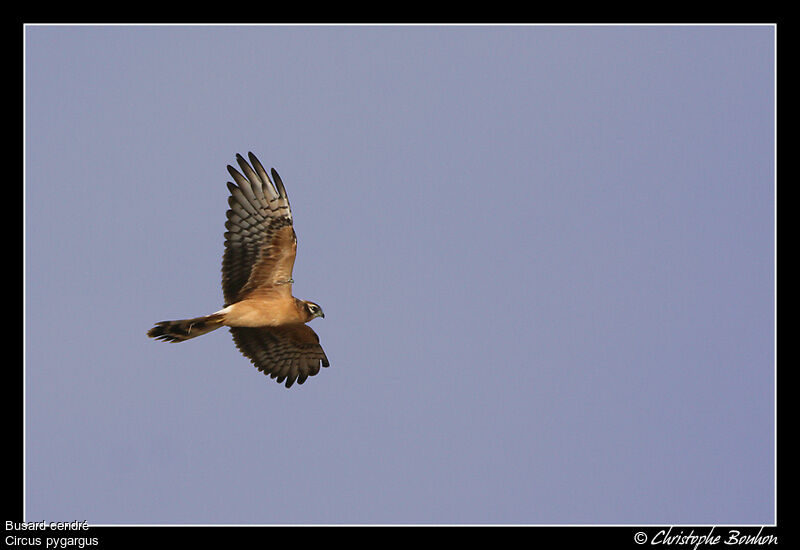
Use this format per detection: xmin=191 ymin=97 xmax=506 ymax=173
xmin=24 ymin=25 xmax=775 ymax=525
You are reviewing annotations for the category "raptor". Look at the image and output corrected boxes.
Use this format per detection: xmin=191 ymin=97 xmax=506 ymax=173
xmin=148 ymin=153 xmax=329 ymax=388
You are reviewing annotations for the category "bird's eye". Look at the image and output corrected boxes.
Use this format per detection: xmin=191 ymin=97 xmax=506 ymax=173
xmin=308 ymin=304 xmax=317 ymax=312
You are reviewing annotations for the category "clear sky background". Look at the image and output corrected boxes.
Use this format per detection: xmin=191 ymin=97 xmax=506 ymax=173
xmin=24 ymin=25 xmax=775 ymax=525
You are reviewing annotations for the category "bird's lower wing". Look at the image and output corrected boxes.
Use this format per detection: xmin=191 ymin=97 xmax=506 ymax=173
xmin=229 ymin=324 xmax=330 ymax=388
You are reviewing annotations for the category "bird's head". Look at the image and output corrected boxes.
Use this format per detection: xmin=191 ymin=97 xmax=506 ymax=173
xmin=303 ymin=301 xmax=325 ymax=321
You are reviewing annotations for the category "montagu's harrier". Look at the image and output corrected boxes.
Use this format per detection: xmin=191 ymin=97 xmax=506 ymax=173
xmin=148 ymin=153 xmax=329 ymax=388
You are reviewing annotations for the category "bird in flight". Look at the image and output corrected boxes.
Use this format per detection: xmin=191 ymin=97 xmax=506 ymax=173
xmin=148 ymin=152 xmax=329 ymax=388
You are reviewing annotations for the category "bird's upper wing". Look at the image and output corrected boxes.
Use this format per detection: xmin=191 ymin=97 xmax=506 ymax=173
xmin=229 ymin=324 xmax=330 ymax=388
xmin=222 ymin=153 xmax=296 ymax=305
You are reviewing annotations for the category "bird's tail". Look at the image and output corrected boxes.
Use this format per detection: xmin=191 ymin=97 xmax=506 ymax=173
xmin=147 ymin=312 xmax=226 ymax=343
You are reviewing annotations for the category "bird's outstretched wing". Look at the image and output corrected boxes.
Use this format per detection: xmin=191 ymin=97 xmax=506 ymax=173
xmin=230 ymin=325 xmax=330 ymax=388
xmin=222 ymin=152 xmax=296 ymax=305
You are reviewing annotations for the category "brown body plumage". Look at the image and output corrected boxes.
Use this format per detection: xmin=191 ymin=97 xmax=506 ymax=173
xmin=148 ymin=152 xmax=329 ymax=388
